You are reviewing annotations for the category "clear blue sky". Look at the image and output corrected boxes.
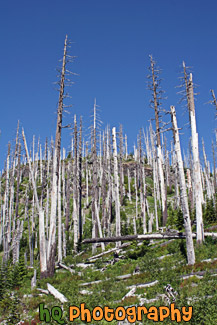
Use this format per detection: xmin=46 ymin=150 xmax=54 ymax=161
xmin=0 ymin=0 xmax=216 ymax=168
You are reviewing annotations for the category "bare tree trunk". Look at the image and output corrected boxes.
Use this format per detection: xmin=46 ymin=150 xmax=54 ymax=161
xmin=12 ymin=220 xmax=23 ymax=264
xmin=142 ymin=165 xmax=147 ymax=233
xmin=65 ymin=159 xmax=71 ymax=231
xmin=133 ymin=170 xmax=137 ymax=235
xmin=212 ymin=141 xmax=217 ymax=192
xmin=171 ymin=105 xmax=195 ymax=265
xmin=83 ymin=232 xmax=217 ymax=244
xmin=58 ymin=161 xmax=62 ymax=262
xmin=106 ymin=126 xmax=112 ymax=236
xmin=150 ymin=56 xmax=167 ymax=225
xmin=125 ymin=134 xmax=128 ymax=159
xmin=85 ymin=142 xmax=89 ymax=208
xmin=127 ymin=168 xmax=131 ymax=202
xmin=9 ymin=121 xmax=20 ymax=244
xmin=47 ymin=36 xmax=68 ymax=275
xmin=101 ymin=132 xmax=107 ymax=233
xmin=150 ymin=124 xmax=160 ymax=228
xmin=78 ymin=117 xmax=83 ymax=245
xmin=62 ymin=223 xmax=66 ymax=258
xmin=188 ymin=72 xmax=204 ymax=244
xmin=119 ymin=124 xmax=124 ymax=204
xmin=202 ymin=139 xmax=212 ymax=199
xmin=15 ymin=141 xmax=21 ymax=219
xmin=91 ymin=100 xmax=98 ymax=252
xmin=3 ymin=143 xmax=11 ymax=262
xmin=173 ymin=153 xmax=180 ymax=209
xmin=112 ymin=127 xmax=121 ymax=247
xmin=73 ymin=115 xmax=78 ymax=252
xmin=62 ymin=149 xmax=66 ymax=222
xmin=144 ymin=128 xmax=152 ymax=166
xmin=22 ymin=129 xmax=47 ymax=278
xmin=26 ymin=188 xmax=33 ymax=267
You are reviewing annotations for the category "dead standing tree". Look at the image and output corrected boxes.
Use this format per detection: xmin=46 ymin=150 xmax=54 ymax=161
xmin=112 ymin=127 xmax=121 ymax=247
xmin=182 ymin=62 xmax=204 ymax=244
xmin=22 ymin=129 xmax=47 ymax=278
xmin=170 ymin=105 xmax=195 ymax=265
xmin=101 ymin=131 xmax=108 ymax=234
xmin=47 ymin=35 xmax=75 ymax=276
xmin=148 ymin=55 xmax=167 ymax=226
xmin=78 ymin=117 xmax=83 ymax=245
xmin=91 ymin=99 xmax=104 ymax=252
xmin=119 ymin=124 xmax=124 ymax=205
xmin=3 ymin=143 xmax=11 ymax=262
xmin=73 ymin=115 xmax=78 ymax=252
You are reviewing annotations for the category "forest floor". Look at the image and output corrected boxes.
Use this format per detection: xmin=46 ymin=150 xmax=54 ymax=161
xmin=1 ymin=228 xmax=217 ymax=324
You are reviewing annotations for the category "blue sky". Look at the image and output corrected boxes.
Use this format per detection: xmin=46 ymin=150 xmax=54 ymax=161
xmin=0 ymin=0 xmax=217 ymax=168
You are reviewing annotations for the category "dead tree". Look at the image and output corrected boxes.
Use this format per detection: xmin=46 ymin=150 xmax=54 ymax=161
xmin=212 ymin=141 xmax=217 ymax=192
xmin=112 ymin=127 xmax=121 ymax=247
xmin=202 ymin=139 xmax=212 ymax=199
xmin=47 ymin=35 xmax=71 ymax=275
xmin=9 ymin=121 xmax=20 ymax=245
xmin=144 ymin=128 xmax=152 ymax=166
xmin=65 ymin=156 xmax=72 ymax=231
xmin=101 ymin=132 xmax=107 ymax=233
xmin=82 ymin=232 xmax=217 ymax=244
xmin=119 ymin=124 xmax=124 ymax=204
xmin=148 ymin=55 xmax=167 ymax=225
xmin=106 ymin=126 xmax=113 ymax=235
xmin=186 ymin=69 xmax=204 ymax=244
xmin=73 ymin=115 xmax=78 ymax=252
xmin=141 ymin=164 xmax=148 ymax=233
xmin=22 ymin=129 xmax=47 ymax=278
xmin=15 ymin=141 xmax=21 ymax=220
xmin=171 ymin=105 xmax=195 ymax=265
xmin=127 ymin=168 xmax=131 ymax=202
xmin=78 ymin=117 xmax=83 ymax=245
xmin=58 ymin=160 xmax=62 ymax=262
xmin=150 ymin=124 xmax=160 ymax=229
xmin=125 ymin=134 xmax=128 ymax=159
xmin=3 ymin=143 xmax=11 ymax=262
xmin=12 ymin=219 xmax=23 ymax=264
xmin=91 ymin=99 xmax=104 ymax=252
xmin=134 ymin=170 xmax=138 ymax=234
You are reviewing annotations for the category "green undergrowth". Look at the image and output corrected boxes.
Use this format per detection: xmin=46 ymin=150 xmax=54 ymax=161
xmin=0 ymin=236 xmax=217 ymax=324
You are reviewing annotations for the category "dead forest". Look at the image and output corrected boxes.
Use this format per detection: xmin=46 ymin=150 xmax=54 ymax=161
xmin=0 ymin=36 xmax=217 ymax=324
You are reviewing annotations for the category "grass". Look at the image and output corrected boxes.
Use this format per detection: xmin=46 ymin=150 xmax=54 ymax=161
xmin=1 ymin=235 xmax=217 ymax=324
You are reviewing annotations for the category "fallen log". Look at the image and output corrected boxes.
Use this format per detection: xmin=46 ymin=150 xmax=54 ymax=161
xmin=149 ymin=239 xmax=175 ymax=249
xmin=80 ymin=289 xmax=93 ymax=295
xmin=139 ymin=294 xmax=166 ymax=305
xmin=79 ymin=272 xmax=140 ymax=287
xmin=127 ymin=280 xmax=159 ymax=290
xmin=88 ymin=246 xmax=127 ymax=261
xmin=122 ymin=287 xmax=136 ymax=301
xmin=37 ymin=288 xmax=49 ymax=295
xmin=181 ymin=274 xmax=203 ymax=280
xmin=47 ymin=283 xmax=68 ymax=303
xmin=201 ymin=257 xmax=217 ymax=263
xmin=180 ymin=268 xmax=217 ymax=280
xmin=82 ymin=232 xmax=217 ymax=244
xmin=79 ymin=279 xmax=104 ymax=286
xmin=58 ymin=262 xmax=74 ymax=274
xmin=76 ymin=263 xmax=93 ymax=269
